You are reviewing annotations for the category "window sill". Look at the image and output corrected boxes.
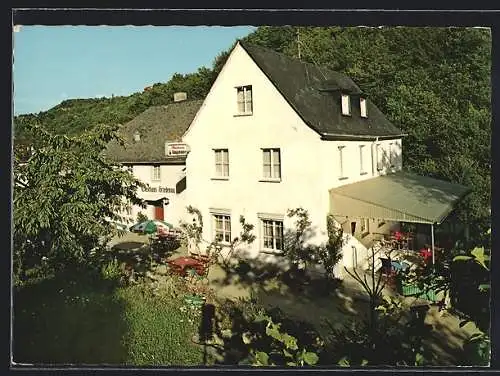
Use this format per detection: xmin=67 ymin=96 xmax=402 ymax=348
xmin=214 ymin=241 xmax=232 ymax=247
xmin=260 ymin=249 xmax=284 ymax=256
xmin=259 ymin=179 xmax=281 ymax=183
xmin=233 ymin=112 xmax=253 ymax=117
xmin=211 ymin=177 xmax=229 ymax=181
xmin=338 ymin=176 xmax=349 ymax=181
xmin=360 ymin=172 xmax=368 ymax=176
xmin=151 ymin=179 xmax=161 ymax=182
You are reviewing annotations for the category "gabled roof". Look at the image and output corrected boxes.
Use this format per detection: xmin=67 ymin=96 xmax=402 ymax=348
xmin=239 ymin=41 xmax=404 ymax=140
xmin=329 ymin=171 xmax=471 ymax=224
xmin=104 ymin=100 xmax=203 ymax=163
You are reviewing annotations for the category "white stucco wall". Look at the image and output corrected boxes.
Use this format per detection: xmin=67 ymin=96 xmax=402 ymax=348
xmin=120 ymin=163 xmax=187 ymax=226
xmin=184 ymin=43 xmax=328 ymax=260
xmin=183 ymin=42 xmax=404 ymax=271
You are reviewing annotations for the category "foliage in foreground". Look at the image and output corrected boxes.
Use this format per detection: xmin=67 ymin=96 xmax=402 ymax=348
xmin=283 ymin=208 xmax=343 ymax=280
xmin=242 ymin=314 xmax=319 ymax=367
xmin=13 ymin=122 xmax=144 ymax=284
xmin=13 ymin=269 xmax=204 ymax=365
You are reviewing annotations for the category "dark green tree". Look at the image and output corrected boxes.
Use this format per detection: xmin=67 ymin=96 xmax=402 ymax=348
xmin=13 ymin=122 xmax=145 ymax=284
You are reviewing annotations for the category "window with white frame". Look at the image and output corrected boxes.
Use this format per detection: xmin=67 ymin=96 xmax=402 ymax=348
xmin=359 ymin=145 xmax=366 ymax=174
xmin=214 ymin=149 xmax=229 ymax=178
xmin=152 ymin=164 xmax=161 ymax=181
xmin=376 ymin=144 xmax=383 ymax=171
xmin=360 ymin=218 xmax=369 ymax=235
xmin=341 ymin=94 xmax=351 ymax=116
xmin=262 ymin=219 xmax=284 ymax=251
xmin=360 ymin=97 xmax=368 ymax=118
xmin=338 ymin=145 xmax=346 ymax=179
xmin=236 ymin=85 xmax=253 ymax=115
xmin=262 ymin=148 xmax=281 ymax=180
xmin=213 ymin=214 xmax=231 ymax=243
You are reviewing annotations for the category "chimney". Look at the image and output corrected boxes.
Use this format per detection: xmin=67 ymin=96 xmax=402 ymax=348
xmin=133 ymin=131 xmax=140 ymax=142
xmin=173 ymin=92 xmax=187 ymax=102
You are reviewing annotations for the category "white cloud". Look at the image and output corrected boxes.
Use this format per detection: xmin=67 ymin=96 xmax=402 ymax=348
xmin=13 ymin=25 xmax=22 ymax=33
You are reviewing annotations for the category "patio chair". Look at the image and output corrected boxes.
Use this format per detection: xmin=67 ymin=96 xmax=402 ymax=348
xmin=380 ymin=257 xmax=398 ymax=287
xmin=379 ymin=257 xmax=393 ymax=276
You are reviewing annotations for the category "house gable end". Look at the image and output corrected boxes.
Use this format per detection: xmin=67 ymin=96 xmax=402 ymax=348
xmin=183 ymin=42 xmax=319 ymax=144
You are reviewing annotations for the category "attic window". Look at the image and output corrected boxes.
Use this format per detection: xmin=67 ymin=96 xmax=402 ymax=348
xmin=360 ymin=97 xmax=368 ymax=118
xmin=341 ymin=94 xmax=351 ymax=116
xmin=236 ymin=85 xmax=253 ymax=115
xmin=133 ymin=131 xmax=141 ymax=142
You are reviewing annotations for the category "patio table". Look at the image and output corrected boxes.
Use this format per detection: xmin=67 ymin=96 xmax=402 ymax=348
xmin=167 ymin=256 xmax=205 ymax=276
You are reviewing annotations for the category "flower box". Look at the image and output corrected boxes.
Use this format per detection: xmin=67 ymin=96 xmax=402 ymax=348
xmin=400 ymin=282 xmax=437 ymax=302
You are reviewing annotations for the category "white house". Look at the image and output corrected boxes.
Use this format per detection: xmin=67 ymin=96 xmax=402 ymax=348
xmin=104 ymin=97 xmax=202 ymax=227
xmin=104 ymin=40 xmax=469 ymax=275
xmin=182 ymin=41 xmax=470 ymax=274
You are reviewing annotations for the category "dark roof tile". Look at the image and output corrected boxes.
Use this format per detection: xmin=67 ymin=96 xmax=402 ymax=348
xmin=239 ymin=41 xmax=404 ymax=139
xmin=104 ymin=99 xmax=202 ymax=163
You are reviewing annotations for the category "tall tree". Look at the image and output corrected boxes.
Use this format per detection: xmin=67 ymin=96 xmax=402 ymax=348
xmin=13 ymin=122 xmax=144 ymax=283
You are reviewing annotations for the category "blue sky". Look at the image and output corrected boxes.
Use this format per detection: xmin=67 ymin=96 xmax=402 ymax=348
xmin=13 ymin=25 xmax=256 ymax=115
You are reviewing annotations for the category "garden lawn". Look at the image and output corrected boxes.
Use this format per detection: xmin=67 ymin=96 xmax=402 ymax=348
xmin=13 ymin=270 xmax=205 ymax=366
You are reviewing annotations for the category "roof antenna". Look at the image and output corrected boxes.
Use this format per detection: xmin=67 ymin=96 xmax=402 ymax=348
xmin=297 ymin=27 xmax=301 ymax=59
xmin=297 ymin=31 xmax=327 ymax=80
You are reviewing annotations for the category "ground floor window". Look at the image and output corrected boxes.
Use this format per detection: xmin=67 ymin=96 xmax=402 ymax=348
xmin=214 ymin=214 xmax=231 ymax=243
xmin=262 ymin=219 xmax=284 ymax=251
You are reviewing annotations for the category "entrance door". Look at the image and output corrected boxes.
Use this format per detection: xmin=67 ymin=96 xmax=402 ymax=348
xmin=154 ymin=203 xmax=164 ymax=220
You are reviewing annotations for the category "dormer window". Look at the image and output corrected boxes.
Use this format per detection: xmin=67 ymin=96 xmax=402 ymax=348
xmin=341 ymin=94 xmax=351 ymax=116
xmin=360 ymin=97 xmax=368 ymax=118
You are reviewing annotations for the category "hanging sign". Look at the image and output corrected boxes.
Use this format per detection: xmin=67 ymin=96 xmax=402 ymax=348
xmin=166 ymin=142 xmax=190 ymax=157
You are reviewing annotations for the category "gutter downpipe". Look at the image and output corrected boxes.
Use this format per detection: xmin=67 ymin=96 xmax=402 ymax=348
xmin=431 ymin=223 xmax=435 ymax=269
xmin=371 ymin=137 xmax=379 ymax=176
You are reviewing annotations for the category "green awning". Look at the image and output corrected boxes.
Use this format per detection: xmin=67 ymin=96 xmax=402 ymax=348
xmin=329 ymin=171 xmax=471 ymax=225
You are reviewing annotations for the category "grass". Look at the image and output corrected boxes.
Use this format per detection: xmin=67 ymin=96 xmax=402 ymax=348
xmin=13 ymin=269 xmax=205 ymax=366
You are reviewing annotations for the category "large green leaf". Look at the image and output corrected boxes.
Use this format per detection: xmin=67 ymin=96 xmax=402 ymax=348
xmin=478 ymin=284 xmax=490 ymax=292
xmin=471 ymin=247 xmax=490 ymax=270
xmin=254 ymin=351 xmax=269 ymax=366
xmin=453 ymin=255 xmax=473 ymax=262
xmin=303 ymin=351 xmax=319 ymax=365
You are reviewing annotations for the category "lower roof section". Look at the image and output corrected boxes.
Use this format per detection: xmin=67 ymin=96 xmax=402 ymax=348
xmin=329 ymin=171 xmax=471 ymax=225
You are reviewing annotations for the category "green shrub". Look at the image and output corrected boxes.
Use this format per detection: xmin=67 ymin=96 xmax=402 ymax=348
xmin=100 ymin=258 xmax=122 ymax=283
xmin=136 ymin=212 xmax=148 ymax=223
xmin=119 ymin=285 xmax=204 ymax=365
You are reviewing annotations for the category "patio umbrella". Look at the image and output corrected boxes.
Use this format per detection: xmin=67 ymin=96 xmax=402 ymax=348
xmin=129 ymin=219 xmax=174 ymax=234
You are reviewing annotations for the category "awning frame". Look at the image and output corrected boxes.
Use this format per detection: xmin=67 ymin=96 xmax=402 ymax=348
xmin=329 ymin=171 xmax=472 ymax=266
